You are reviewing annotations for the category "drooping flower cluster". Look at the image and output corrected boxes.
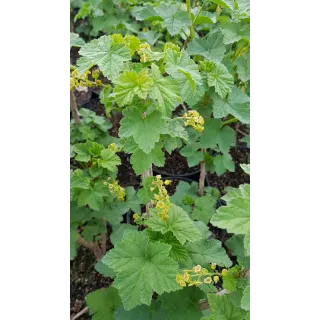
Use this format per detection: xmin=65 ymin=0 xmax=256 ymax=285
xmin=182 ymin=110 xmax=205 ymax=132
xmin=176 ymin=264 xmax=229 ymax=287
xmin=104 ymin=179 xmax=125 ymax=201
xmin=137 ymin=43 xmax=152 ymax=62
xmin=150 ymin=175 xmax=171 ymax=221
xmin=70 ymin=69 xmax=104 ymax=91
xmin=108 ymin=143 xmax=119 ymax=153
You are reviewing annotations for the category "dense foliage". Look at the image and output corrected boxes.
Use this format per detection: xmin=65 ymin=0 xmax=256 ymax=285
xmin=70 ymin=0 xmax=250 ymax=319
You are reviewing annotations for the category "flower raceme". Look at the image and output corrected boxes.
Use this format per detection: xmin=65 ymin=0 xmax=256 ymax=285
xmin=182 ymin=110 xmax=204 ymax=132
xmin=176 ymin=264 xmax=229 ymax=287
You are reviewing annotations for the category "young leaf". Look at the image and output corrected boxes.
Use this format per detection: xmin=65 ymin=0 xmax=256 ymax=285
xmin=70 ymin=32 xmax=85 ymax=48
xmin=207 ymin=63 xmax=234 ymax=98
xmin=110 ymin=224 xmax=138 ymax=245
xmin=149 ymin=64 xmax=182 ymax=116
xmin=164 ymin=49 xmax=202 ymax=102
xmin=235 ymin=54 xmax=250 ymax=82
xmin=146 ymin=204 xmax=202 ymax=245
xmin=212 ymin=86 xmax=250 ymax=124
xmin=95 ymin=260 xmax=116 ymax=278
xmin=119 ymin=107 xmax=167 ymax=153
xmin=113 ymin=69 xmax=153 ymax=107
xmin=74 ymin=142 xmax=91 ymax=162
xmin=99 ymin=148 xmax=121 ymax=172
xmin=78 ymin=181 xmax=110 ymax=210
xmin=104 ymin=230 xmax=180 ymax=310
xmin=86 ymin=287 xmax=121 ymax=320
xmin=77 ymin=35 xmax=131 ymax=80
xmin=187 ymin=33 xmax=226 ymax=63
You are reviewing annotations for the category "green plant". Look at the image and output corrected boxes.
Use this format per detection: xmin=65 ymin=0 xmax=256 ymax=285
xmin=70 ymin=0 xmax=250 ymax=317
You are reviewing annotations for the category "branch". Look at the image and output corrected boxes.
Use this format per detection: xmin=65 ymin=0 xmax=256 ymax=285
xmin=77 ymin=236 xmax=103 ymax=260
xmin=71 ymin=307 xmax=88 ymax=320
xmin=198 ymin=148 xmax=206 ymax=196
xmin=70 ymin=91 xmax=80 ymax=125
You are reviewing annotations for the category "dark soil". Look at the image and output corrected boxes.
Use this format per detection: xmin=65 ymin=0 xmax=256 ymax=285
xmin=117 ymin=152 xmax=141 ymax=189
xmin=154 ymin=149 xmax=200 ymax=176
xmin=207 ymin=146 xmax=250 ymax=194
xmin=70 ymin=247 xmax=113 ymax=320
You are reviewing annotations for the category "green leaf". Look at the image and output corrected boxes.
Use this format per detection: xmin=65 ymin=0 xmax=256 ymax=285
xmin=212 ymin=86 xmax=250 ymax=124
xmin=104 ymin=230 xmax=180 ymax=310
xmin=94 ymin=260 xmax=116 ymax=278
xmin=78 ymin=35 xmax=131 ymax=80
xmin=187 ymin=33 xmax=226 ymax=63
xmin=164 ymin=49 xmax=202 ymax=102
xmin=213 ymin=153 xmax=235 ymax=176
xmin=146 ymin=204 xmax=202 ymax=245
xmin=125 ymin=186 xmax=141 ymax=214
xmin=166 ymin=118 xmax=188 ymax=140
xmin=70 ymin=32 xmax=85 ymax=48
xmin=110 ymin=224 xmax=138 ymax=245
xmin=138 ymin=30 xmax=161 ymax=46
xmin=211 ymin=184 xmax=250 ymax=235
xmin=185 ymin=239 xmax=232 ymax=268
xmin=115 ymin=300 xmax=167 ymax=320
xmin=78 ymin=181 xmax=110 ymax=210
xmin=86 ymin=287 xmax=121 ymax=320
xmin=200 ymin=118 xmax=235 ymax=153
xmin=192 ymin=8 xmax=216 ymax=25
xmin=207 ymin=63 xmax=234 ymax=98
xmin=244 ymin=232 xmax=250 ymax=256
xmin=132 ymin=5 xmax=162 ymax=21
xmin=99 ymin=148 xmax=121 ymax=171
xmin=130 ymin=142 xmax=165 ymax=175
xmin=160 ymin=287 xmax=206 ymax=320
xmin=235 ymin=54 xmax=250 ymax=82
xmin=89 ymin=167 xmax=104 ymax=178
xmin=209 ymin=0 xmax=235 ymax=9
xmin=74 ymin=142 xmax=91 ymax=162
xmin=89 ymin=142 xmax=104 ymax=157
xmin=192 ymin=195 xmax=217 ymax=224
xmin=154 ymin=4 xmax=192 ymax=36
xmin=114 ymin=69 xmax=153 ymax=107
xmin=220 ymin=22 xmax=250 ymax=45
xmin=240 ymin=164 xmax=250 ymax=175
xmin=241 ymin=285 xmax=250 ymax=311
xmin=205 ymin=293 xmax=246 ymax=320
xmin=93 ymin=201 xmax=127 ymax=225
xmin=70 ymin=171 xmax=91 ymax=190
xmin=148 ymin=230 xmax=189 ymax=264
xmin=180 ymin=144 xmax=204 ymax=167
xmin=119 ymin=107 xmax=167 ymax=153
xmin=149 ymin=64 xmax=182 ymax=116
xmin=225 ymin=235 xmax=250 ymax=268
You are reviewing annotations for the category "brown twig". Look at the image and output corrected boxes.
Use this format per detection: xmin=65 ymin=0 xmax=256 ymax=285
xmin=77 ymin=235 xmax=103 ymax=260
xmin=71 ymin=307 xmax=88 ymax=320
xmin=181 ymin=103 xmax=188 ymax=112
xmin=70 ymin=91 xmax=80 ymax=125
xmin=198 ymin=148 xmax=206 ymax=196
xmin=100 ymin=234 xmax=107 ymax=256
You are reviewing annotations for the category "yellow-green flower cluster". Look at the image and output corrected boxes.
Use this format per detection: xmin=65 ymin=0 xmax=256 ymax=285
xmin=176 ymin=264 xmax=229 ymax=287
xmin=182 ymin=110 xmax=204 ymax=132
xmin=132 ymin=213 xmax=143 ymax=225
xmin=104 ymin=180 xmax=125 ymax=201
xmin=108 ymin=143 xmax=119 ymax=153
xmin=137 ymin=43 xmax=152 ymax=63
xmin=70 ymin=69 xmax=104 ymax=91
xmin=150 ymin=175 xmax=171 ymax=221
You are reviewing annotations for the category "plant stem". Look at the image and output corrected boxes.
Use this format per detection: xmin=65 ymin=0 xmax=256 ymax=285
xmin=71 ymin=307 xmax=89 ymax=320
xmin=222 ymin=117 xmax=238 ymax=126
xmin=193 ymin=0 xmax=209 ymax=24
xmin=142 ymin=164 xmax=153 ymax=217
xmin=186 ymin=0 xmax=195 ymax=40
xmin=70 ymin=91 xmax=80 ymax=126
xmin=198 ymin=148 xmax=206 ymax=196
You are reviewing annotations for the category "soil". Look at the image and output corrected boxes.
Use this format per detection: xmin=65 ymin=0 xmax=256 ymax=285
xmin=70 ymin=247 xmax=113 ymax=320
xmin=154 ymin=149 xmax=200 ymax=176
xmin=117 ymin=152 xmax=141 ymax=189
xmin=207 ymin=146 xmax=250 ymax=194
